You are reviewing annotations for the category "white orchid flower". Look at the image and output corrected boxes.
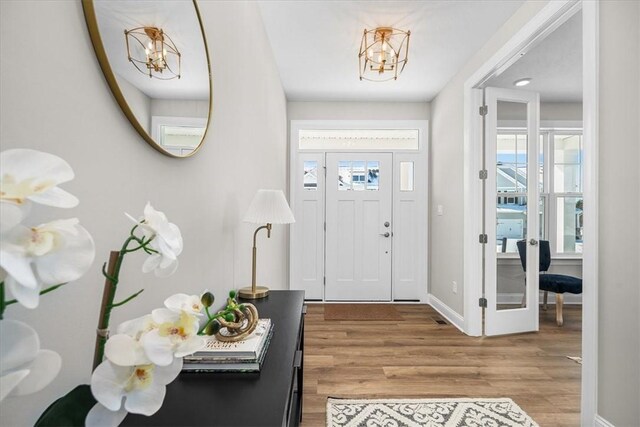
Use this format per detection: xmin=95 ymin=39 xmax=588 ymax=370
xmin=141 ymin=309 xmax=205 ymax=366
xmin=0 ymin=149 xmax=79 ymax=232
xmin=85 ymin=404 xmax=128 ymax=427
xmin=0 ymin=319 xmax=62 ymax=402
xmin=141 ymin=238 xmax=180 ymax=278
xmin=0 ymin=218 xmax=95 ymax=308
xmin=163 ymin=293 xmax=204 ymax=316
xmin=104 ymin=315 xmax=157 ymax=367
xmin=0 ymin=202 xmax=29 ymax=235
xmin=89 ymin=357 xmax=182 ymax=420
xmin=126 ymin=203 xmax=183 ymax=278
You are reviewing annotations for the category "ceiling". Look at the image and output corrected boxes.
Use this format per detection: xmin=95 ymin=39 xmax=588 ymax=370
xmin=486 ymin=10 xmax=582 ymax=102
xmin=257 ymin=1 xmax=525 ymax=102
xmin=94 ymin=1 xmax=209 ymax=100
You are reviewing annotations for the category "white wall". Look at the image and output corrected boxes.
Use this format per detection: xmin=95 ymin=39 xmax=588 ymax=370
xmin=430 ymin=1 xmax=550 ymax=315
xmin=0 ymin=1 xmax=287 ymax=425
xmin=496 ymin=101 xmax=583 ymax=122
xmin=539 ymin=102 xmax=582 ymax=121
xmin=118 ymin=75 xmax=152 ymax=132
xmin=287 ymin=101 xmax=430 ymax=121
xmin=597 ymin=1 xmax=640 ymax=424
xmin=150 ymin=99 xmax=209 ymax=119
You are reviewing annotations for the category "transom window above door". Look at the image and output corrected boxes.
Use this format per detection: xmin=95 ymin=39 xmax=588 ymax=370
xmin=299 ymin=129 xmax=419 ymax=150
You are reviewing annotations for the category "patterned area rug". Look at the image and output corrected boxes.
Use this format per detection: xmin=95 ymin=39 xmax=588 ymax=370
xmin=327 ymin=397 xmax=538 ymax=427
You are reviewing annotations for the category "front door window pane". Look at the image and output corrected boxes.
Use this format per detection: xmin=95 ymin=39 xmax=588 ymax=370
xmin=338 ymin=161 xmax=351 ymax=190
xmin=303 ymin=161 xmax=318 ymax=190
xmin=367 ymin=161 xmax=380 ymax=191
xmin=352 ymin=161 xmax=366 ymax=191
xmin=399 ymin=161 xmax=414 ymax=192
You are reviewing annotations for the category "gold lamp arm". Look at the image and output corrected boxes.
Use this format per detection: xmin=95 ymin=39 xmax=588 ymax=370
xmin=251 ymin=223 xmax=271 ymax=288
xmin=239 ymin=223 xmax=272 ymax=299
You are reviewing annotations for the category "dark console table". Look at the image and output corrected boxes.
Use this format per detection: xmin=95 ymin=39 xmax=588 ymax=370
xmin=123 ymin=290 xmax=305 ymax=427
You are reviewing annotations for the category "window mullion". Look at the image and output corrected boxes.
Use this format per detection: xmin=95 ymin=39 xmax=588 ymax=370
xmin=547 ymin=131 xmax=556 ymax=255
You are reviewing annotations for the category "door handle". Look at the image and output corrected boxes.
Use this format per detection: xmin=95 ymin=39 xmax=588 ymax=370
xmin=380 ymin=232 xmax=390 ymax=238
xmin=529 ymin=238 xmax=538 ymax=246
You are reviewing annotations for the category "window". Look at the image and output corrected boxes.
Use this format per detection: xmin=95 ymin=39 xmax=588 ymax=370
xmin=337 ymin=160 xmax=379 ymax=191
xmin=151 ymin=116 xmax=207 ymax=156
xmin=497 ymin=129 xmax=583 ymax=256
xmin=399 ymin=161 xmax=414 ymax=191
xmin=553 ymin=133 xmax=583 ymax=253
xmin=303 ymin=161 xmax=318 ymax=190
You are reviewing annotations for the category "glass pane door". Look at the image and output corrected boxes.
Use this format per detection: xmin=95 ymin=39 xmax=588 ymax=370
xmin=484 ymin=87 xmax=540 ymax=336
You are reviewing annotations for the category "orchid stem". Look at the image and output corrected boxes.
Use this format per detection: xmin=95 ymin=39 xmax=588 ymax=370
xmin=110 ymin=289 xmax=144 ymax=308
xmin=0 ymin=282 xmax=5 ymax=320
xmin=93 ymin=230 xmax=149 ymax=370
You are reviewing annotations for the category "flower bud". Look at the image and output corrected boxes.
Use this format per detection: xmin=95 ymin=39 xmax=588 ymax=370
xmin=201 ymin=292 xmax=215 ymax=307
xmin=224 ymin=312 xmax=235 ymax=322
xmin=204 ymin=320 xmax=221 ymax=336
xmin=229 ymin=290 xmax=237 ymax=299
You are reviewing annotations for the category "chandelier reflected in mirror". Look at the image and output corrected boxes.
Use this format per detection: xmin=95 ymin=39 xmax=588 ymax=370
xmin=359 ymin=27 xmax=410 ymax=82
xmin=124 ymin=26 xmax=181 ymax=80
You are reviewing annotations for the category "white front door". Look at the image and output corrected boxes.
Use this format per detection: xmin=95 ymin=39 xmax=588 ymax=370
xmin=325 ymin=153 xmax=393 ymax=301
xmin=484 ymin=87 xmax=540 ymax=336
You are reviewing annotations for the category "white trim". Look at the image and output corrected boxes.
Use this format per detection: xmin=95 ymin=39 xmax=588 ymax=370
xmin=428 ymin=294 xmax=465 ymax=333
xmin=594 ymin=414 xmax=615 ymax=427
xmin=462 ymin=0 xmax=597 ymax=422
xmin=581 ymin=1 xmax=599 ymax=424
xmin=463 ymin=88 xmax=484 ymax=337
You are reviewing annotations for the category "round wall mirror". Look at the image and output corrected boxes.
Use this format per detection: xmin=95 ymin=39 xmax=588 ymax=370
xmin=82 ymin=0 xmax=212 ymax=158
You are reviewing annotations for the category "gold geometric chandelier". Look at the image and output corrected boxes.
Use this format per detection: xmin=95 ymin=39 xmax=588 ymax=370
xmin=359 ymin=27 xmax=410 ymax=82
xmin=124 ymin=26 xmax=181 ymax=80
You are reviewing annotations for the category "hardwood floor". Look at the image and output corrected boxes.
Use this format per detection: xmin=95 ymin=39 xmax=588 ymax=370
xmin=302 ymin=304 xmax=582 ymax=426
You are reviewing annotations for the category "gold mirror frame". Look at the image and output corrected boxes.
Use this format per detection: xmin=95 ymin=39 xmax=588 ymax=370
xmin=82 ymin=0 xmax=212 ymax=158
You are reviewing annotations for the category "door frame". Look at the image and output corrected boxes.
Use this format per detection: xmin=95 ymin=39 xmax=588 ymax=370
xmin=462 ymin=0 xmax=598 ymax=423
xmin=289 ymin=120 xmax=429 ymax=303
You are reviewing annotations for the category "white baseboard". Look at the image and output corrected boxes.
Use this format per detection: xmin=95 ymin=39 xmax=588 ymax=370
xmin=594 ymin=414 xmax=615 ymax=427
xmin=427 ymin=294 xmax=465 ymax=333
xmin=497 ymin=292 xmax=582 ymax=305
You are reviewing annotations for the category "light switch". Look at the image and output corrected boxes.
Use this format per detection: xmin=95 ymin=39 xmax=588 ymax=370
xmin=437 ymin=205 xmax=444 ymax=216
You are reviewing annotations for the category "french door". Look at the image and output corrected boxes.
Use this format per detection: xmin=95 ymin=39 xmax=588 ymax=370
xmin=484 ymin=87 xmax=540 ymax=336
xmin=325 ymin=153 xmax=393 ymax=301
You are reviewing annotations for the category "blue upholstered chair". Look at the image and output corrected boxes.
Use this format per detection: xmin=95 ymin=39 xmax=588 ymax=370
xmin=516 ymin=240 xmax=582 ymax=326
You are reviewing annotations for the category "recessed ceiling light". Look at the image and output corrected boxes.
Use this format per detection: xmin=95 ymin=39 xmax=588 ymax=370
xmin=514 ymin=78 xmax=532 ymax=87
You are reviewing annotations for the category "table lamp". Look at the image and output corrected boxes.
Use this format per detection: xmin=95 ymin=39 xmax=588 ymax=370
xmin=238 ymin=189 xmax=295 ymax=299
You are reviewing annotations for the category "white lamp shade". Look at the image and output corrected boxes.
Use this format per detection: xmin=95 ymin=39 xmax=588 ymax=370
xmin=243 ymin=189 xmax=295 ymax=224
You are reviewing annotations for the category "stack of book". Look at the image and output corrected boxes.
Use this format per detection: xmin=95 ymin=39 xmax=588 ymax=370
xmin=183 ymin=318 xmax=273 ymax=373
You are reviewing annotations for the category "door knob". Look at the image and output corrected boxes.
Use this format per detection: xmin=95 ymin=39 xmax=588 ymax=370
xmin=380 ymin=232 xmax=390 ymax=238
xmin=529 ymin=238 xmax=538 ymax=246
xmin=384 ymin=222 xmax=390 ymax=227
